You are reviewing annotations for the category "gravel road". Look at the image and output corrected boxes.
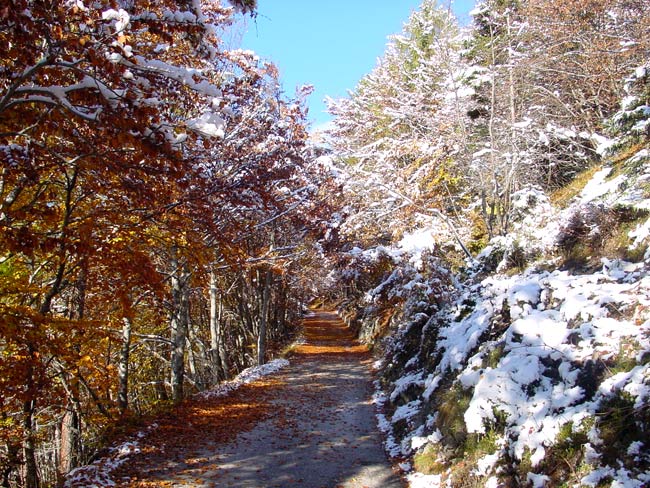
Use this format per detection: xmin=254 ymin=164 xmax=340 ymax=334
xmin=114 ymin=310 xmax=404 ymax=488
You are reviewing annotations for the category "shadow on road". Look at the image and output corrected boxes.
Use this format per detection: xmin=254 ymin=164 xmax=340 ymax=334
xmin=110 ymin=311 xmax=405 ymax=488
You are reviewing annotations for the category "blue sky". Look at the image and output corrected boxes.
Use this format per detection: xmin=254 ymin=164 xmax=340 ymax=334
xmin=238 ymin=1 xmax=476 ymax=130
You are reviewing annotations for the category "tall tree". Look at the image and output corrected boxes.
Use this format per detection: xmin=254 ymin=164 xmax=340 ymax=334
xmin=327 ymin=0 xmax=467 ymax=245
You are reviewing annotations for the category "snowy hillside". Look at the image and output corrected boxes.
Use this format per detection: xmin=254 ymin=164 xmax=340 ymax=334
xmin=335 ymin=68 xmax=650 ymax=487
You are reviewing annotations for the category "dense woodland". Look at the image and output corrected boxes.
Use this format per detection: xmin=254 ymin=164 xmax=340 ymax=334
xmin=0 ymin=1 xmax=333 ymax=485
xmin=1 ymin=0 xmax=649 ymax=487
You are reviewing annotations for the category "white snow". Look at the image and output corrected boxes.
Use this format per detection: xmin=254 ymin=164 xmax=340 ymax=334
xmin=475 ymin=452 xmax=499 ymax=476
xmin=527 ymin=472 xmax=550 ymax=487
xmin=579 ymin=167 xmax=625 ymax=203
xmin=392 ymin=399 xmax=422 ymax=423
xmin=411 ymin=430 xmax=442 ymax=451
xmin=186 ymin=111 xmax=226 ymax=138
xmin=592 ymin=132 xmax=617 ymax=155
xmin=398 ymin=228 xmax=436 ymax=267
xmin=197 ymin=358 xmax=290 ymax=400
xmin=390 ymin=372 xmax=425 ymax=402
xmin=407 ymin=472 xmax=442 ymax=488
xmin=65 ymin=434 xmax=152 ymax=488
xmin=102 ymin=8 xmax=130 ymax=33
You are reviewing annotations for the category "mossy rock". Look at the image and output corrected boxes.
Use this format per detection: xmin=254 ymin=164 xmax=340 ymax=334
xmin=435 ymin=381 xmax=473 ymax=451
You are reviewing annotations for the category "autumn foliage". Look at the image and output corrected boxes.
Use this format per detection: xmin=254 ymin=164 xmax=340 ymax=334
xmin=0 ymin=1 xmax=332 ymax=486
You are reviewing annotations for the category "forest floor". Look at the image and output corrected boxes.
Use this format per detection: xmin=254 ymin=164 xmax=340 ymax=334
xmin=110 ymin=311 xmax=405 ymax=488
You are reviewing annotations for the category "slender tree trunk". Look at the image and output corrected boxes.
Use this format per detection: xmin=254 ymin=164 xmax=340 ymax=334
xmin=22 ymin=395 xmax=39 ymax=488
xmin=117 ymin=316 xmax=133 ymax=414
xmin=208 ymin=270 xmax=223 ymax=380
xmin=502 ymin=11 xmax=518 ymax=236
xmin=186 ymin=334 xmax=198 ymax=389
xmin=237 ymin=281 xmax=256 ymax=347
xmin=170 ymin=252 xmax=190 ymax=405
xmin=217 ymin=300 xmax=230 ymax=380
xmin=257 ymin=268 xmax=273 ymax=366
xmin=209 ymin=271 xmax=218 ymax=352
xmin=485 ymin=22 xmax=499 ymax=238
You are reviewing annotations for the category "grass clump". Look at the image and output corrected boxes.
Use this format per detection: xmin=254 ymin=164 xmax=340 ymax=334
xmin=430 ymin=380 xmax=508 ymax=486
xmin=557 ymin=204 xmax=649 ymax=270
xmin=464 ymin=429 xmax=500 ymax=459
xmin=446 ymin=429 xmax=503 ymax=487
xmin=597 ymin=393 xmax=647 ymax=470
xmin=539 ymin=421 xmax=591 ymax=485
xmin=467 ymin=212 xmax=490 ymax=256
xmin=483 ymin=343 xmax=505 ymax=369
xmin=436 ymin=382 xmax=473 ymax=451
xmin=414 ymin=443 xmax=448 ymax=475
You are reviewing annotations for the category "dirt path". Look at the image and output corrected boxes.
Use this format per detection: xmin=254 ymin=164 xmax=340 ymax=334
xmin=112 ymin=311 xmax=404 ymax=488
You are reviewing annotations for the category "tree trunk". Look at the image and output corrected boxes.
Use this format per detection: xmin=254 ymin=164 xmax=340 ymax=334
xmin=257 ymin=268 xmax=273 ymax=366
xmin=170 ymin=253 xmax=190 ymax=405
xmin=22 ymin=397 xmax=39 ymax=488
xmin=186 ymin=335 xmax=198 ymax=389
xmin=237 ymin=278 xmax=256 ymax=341
xmin=58 ymin=406 xmax=80 ymax=478
xmin=117 ymin=316 xmax=133 ymax=414
xmin=208 ymin=270 xmax=223 ymax=380
xmin=58 ymin=264 xmax=86 ymax=479
xmin=57 ymin=371 xmax=83 ymax=482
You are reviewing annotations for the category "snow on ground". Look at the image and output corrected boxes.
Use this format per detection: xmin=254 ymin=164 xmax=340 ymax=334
xmin=378 ymin=253 xmax=650 ymax=486
xmin=64 ymin=433 xmax=154 ymax=488
xmin=373 ymin=380 xmax=402 ymax=458
xmin=197 ymin=358 xmax=289 ymax=400
xmin=64 ymin=359 xmax=290 ymax=488
xmin=366 ymin=149 xmax=650 ymax=486
xmin=407 ymin=472 xmax=442 ymax=488
xmin=462 ymin=262 xmax=650 ymax=469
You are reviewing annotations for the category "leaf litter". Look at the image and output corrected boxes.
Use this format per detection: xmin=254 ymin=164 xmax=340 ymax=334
xmin=66 ymin=312 xmax=404 ymax=487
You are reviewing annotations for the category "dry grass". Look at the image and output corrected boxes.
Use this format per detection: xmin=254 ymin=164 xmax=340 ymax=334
xmin=550 ymin=164 xmax=603 ymax=208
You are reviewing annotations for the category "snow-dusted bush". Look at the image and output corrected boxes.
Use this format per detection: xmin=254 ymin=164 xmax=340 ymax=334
xmin=609 ymin=66 xmax=650 ymax=146
xmin=556 ymin=203 xmax=618 ymax=255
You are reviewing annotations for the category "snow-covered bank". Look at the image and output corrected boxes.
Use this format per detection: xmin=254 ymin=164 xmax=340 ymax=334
xmin=353 ymin=105 xmax=650 ymax=486
xmin=64 ymin=359 xmax=290 ymax=487
xmin=382 ymin=258 xmax=650 ymax=486
xmin=197 ymin=358 xmax=290 ymax=400
xmin=364 ymin=226 xmax=650 ymax=486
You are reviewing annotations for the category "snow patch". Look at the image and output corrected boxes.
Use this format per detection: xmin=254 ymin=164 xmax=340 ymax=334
xmin=198 ymin=358 xmax=290 ymax=400
xmin=407 ymin=472 xmax=442 ymax=488
xmin=186 ymin=111 xmax=226 ymax=139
